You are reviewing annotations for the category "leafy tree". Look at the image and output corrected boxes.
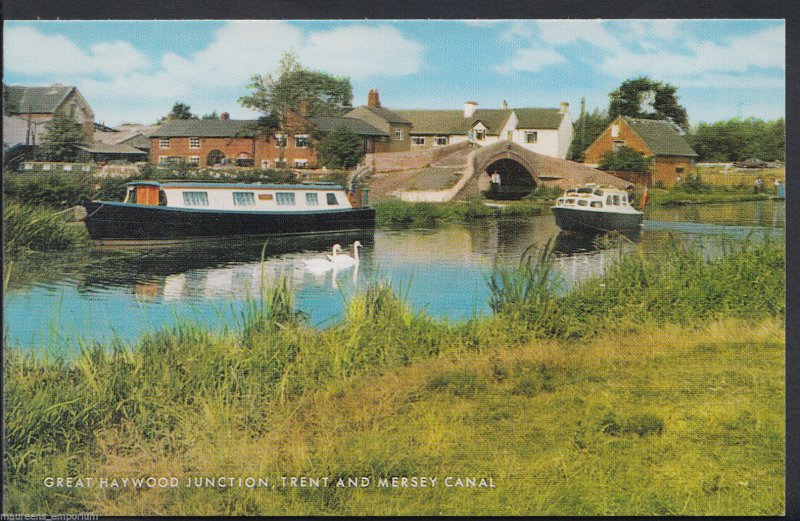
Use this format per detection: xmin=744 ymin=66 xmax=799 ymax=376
xmin=201 ymin=110 xmax=220 ymax=120
xmin=38 ymin=112 xmax=85 ymax=162
xmin=159 ymin=102 xmax=198 ymax=122
xmin=688 ymin=118 xmax=785 ymax=162
xmin=598 ymin=146 xmax=649 ymax=173
xmin=569 ymin=108 xmax=611 ymax=161
xmin=609 ymin=76 xmax=689 ymax=131
xmin=239 ymin=51 xmax=353 ymax=161
xmin=317 ymin=125 xmax=365 ymax=169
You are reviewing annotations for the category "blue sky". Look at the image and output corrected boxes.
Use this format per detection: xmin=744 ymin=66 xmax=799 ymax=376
xmin=3 ymin=19 xmax=785 ymax=127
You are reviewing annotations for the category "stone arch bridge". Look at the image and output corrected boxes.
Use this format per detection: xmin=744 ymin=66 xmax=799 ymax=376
xmin=393 ymin=141 xmax=633 ymax=202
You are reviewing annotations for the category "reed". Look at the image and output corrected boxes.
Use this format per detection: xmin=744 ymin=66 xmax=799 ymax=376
xmin=3 ymin=239 xmax=785 ymax=515
xmin=3 ymin=203 xmax=88 ymax=256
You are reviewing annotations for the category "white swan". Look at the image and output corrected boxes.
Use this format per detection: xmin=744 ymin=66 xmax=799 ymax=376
xmin=302 ymin=245 xmax=338 ymax=273
xmin=327 ymin=241 xmax=361 ymax=268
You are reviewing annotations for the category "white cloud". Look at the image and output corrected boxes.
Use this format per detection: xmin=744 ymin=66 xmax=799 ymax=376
xmin=498 ymin=47 xmax=564 ymax=73
xmin=3 ymin=25 xmax=149 ymax=76
xmin=4 ymin=21 xmax=425 ymax=125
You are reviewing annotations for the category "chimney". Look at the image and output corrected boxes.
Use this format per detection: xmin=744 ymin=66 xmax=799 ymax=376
xmin=559 ymin=101 xmax=569 ymax=114
xmin=464 ymin=101 xmax=478 ymax=118
xmin=220 ymin=112 xmax=230 ymax=120
xmin=502 ymin=100 xmax=508 ymax=110
xmin=367 ymin=89 xmax=381 ymax=108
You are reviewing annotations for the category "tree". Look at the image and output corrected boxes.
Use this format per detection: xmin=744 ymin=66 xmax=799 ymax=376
xmin=598 ymin=146 xmax=649 ymax=173
xmin=568 ymin=108 xmax=612 ymax=161
xmin=159 ymin=102 xmax=198 ymax=122
xmin=317 ymin=125 xmax=365 ymax=169
xmin=688 ymin=118 xmax=785 ymax=162
xmin=239 ymin=51 xmax=353 ymax=161
xmin=38 ymin=112 xmax=85 ymax=162
xmin=201 ymin=110 xmax=220 ymax=120
xmin=609 ymin=76 xmax=689 ymax=131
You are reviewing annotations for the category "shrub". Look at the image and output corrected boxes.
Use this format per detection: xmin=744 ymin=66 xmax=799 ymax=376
xmin=599 ymin=146 xmax=649 ymax=173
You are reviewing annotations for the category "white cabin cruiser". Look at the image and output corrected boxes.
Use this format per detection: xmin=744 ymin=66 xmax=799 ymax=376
xmin=551 ymin=184 xmax=643 ymax=233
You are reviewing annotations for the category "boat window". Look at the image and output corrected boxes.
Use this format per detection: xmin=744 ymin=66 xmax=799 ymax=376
xmin=306 ymin=192 xmax=319 ymax=206
xmin=606 ymin=195 xmax=612 ymax=205
xmin=233 ymin=192 xmax=256 ymax=206
xmin=577 ymin=187 xmax=593 ymax=194
xmin=578 ymin=200 xmax=589 ymax=207
xmin=613 ymin=195 xmax=620 ymax=205
xmin=622 ymin=195 xmax=627 ymax=204
xmin=326 ymin=193 xmax=338 ymax=205
xmin=557 ymin=198 xmax=564 ymax=205
xmin=590 ymin=201 xmax=603 ymax=208
xmin=126 ymin=188 xmax=136 ymax=204
xmin=183 ymin=191 xmax=209 ymax=206
xmin=594 ymin=190 xmax=603 ymax=196
xmin=158 ymin=190 xmax=168 ymax=206
xmin=565 ymin=198 xmax=576 ymax=205
xmin=276 ymin=192 xmax=296 ymax=206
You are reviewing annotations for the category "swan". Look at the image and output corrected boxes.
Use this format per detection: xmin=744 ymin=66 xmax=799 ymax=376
xmin=327 ymin=241 xmax=361 ymax=268
xmin=302 ymin=245 xmax=338 ymax=273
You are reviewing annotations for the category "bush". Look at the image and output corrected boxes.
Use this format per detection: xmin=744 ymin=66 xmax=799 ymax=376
xmin=3 ymin=172 xmax=93 ymax=208
xmin=599 ymin=146 xmax=649 ymax=173
xmin=676 ymin=172 xmax=711 ymax=193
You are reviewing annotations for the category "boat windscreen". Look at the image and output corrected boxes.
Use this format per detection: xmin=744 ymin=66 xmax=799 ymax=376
xmin=577 ymin=187 xmax=593 ymax=194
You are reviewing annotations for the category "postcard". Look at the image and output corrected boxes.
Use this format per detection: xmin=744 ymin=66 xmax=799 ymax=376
xmin=2 ymin=18 xmax=786 ymax=516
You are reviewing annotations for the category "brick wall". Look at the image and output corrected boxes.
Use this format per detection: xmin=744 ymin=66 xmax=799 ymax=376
xmin=365 ymin=141 xmax=471 ymax=172
xmin=583 ymin=118 xmax=652 ymax=165
xmin=150 ymin=135 xmax=318 ymax=168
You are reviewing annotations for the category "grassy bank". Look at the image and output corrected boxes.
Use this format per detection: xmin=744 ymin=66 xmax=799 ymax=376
xmin=3 ymin=239 xmax=784 ymax=515
xmin=3 ymin=203 xmax=89 ymax=258
xmin=649 ymin=187 xmax=773 ymax=207
xmin=375 ymin=198 xmax=544 ymax=227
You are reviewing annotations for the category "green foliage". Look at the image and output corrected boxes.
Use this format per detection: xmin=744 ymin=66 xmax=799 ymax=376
xmin=676 ymin=172 xmax=711 ymax=193
xmin=688 ymin=118 xmax=785 ymax=162
xmin=239 ymin=51 xmax=353 ymax=138
xmin=3 ymin=172 xmax=93 ymax=208
xmin=38 ymin=113 xmax=85 ymax=162
xmin=201 ymin=110 xmax=220 ymax=120
xmin=569 ymin=108 xmax=612 ymax=161
xmin=159 ymin=101 xmax=198 ymax=122
xmin=598 ymin=146 xmax=649 ymax=173
xmin=609 ymin=76 xmax=689 ymax=131
xmin=4 ymin=203 xmax=88 ymax=255
xmin=317 ymin=125 xmax=365 ymax=169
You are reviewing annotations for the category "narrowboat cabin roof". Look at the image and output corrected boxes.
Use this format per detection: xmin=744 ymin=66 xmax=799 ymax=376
xmin=124 ymin=181 xmax=346 ymax=190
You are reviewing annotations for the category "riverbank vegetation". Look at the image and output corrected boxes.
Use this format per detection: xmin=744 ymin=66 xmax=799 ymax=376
xmin=3 ymin=239 xmax=784 ymax=515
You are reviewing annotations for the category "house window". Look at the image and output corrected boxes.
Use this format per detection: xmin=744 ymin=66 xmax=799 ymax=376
xmin=611 ymin=124 xmax=620 ymax=138
xmin=183 ymin=191 xmax=209 ymax=206
xmin=274 ymin=135 xmax=287 ymax=147
xmin=261 ymin=160 xmax=270 ymax=169
xmin=476 ymin=129 xmax=486 ymax=140
xmin=434 ymin=136 xmax=448 ymax=146
xmin=306 ymin=192 xmax=319 ymax=206
xmin=189 ymin=137 xmax=200 ymax=149
xmin=276 ymin=192 xmax=295 ymax=206
xmin=394 ymin=129 xmax=404 ymax=141
xmin=274 ymin=159 xmax=287 ymax=168
xmin=233 ymin=192 xmax=256 ymax=206
xmin=525 ymin=131 xmax=538 ymax=143
xmin=188 ymin=156 xmax=200 ymax=166
xmin=295 ymin=135 xmax=309 ymax=148
xmin=676 ymin=167 xmax=685 ymax=174
xmin=159 ymin=138 xmax=170 ymax=148
xmin=326 ymin=193 xmax=338 ymax=205
xmin=411 ymin=136 xmax=425 ymax=146
xmin=612 ymin=140 xmax=625 ymax=152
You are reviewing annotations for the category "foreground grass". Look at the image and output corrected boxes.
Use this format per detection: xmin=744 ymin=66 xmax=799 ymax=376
xmin=3 ymin=240 xmax=785 ymax=515
xmin=3 ymin=203 xmax=89 ymax=258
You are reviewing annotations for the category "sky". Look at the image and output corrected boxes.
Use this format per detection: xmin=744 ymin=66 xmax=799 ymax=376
xmin=3 ymin=19 xmax=785 ymax=127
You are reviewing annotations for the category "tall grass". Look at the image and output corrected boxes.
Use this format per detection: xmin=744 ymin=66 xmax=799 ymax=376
xmin=3 ymin=238 xmax=785 ymax=515
xmin=375 ymin=198 xmax=542 ymax=228
xmin=4 ymin=203 xmax=88 ymax=256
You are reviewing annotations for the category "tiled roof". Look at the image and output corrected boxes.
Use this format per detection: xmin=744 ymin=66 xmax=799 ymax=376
xmin=4 ymin=84 xmax=75 ymax=114
xmin=150 ymin=119 xmax=258 ymax=138
xmin=623 ymin=117 xmax=698 ymax=157
xmin=361 ymin=106 xmax=411 ymax=125
xmin=514 ymin=108 xmax=565 ymax=129
xmin=307 ymin=116 xmax=388 ymax=136
xmin=391 ymin=110 xmax=465 ymax=135
xmin=76 ymin=143 xmax=148 ymax=154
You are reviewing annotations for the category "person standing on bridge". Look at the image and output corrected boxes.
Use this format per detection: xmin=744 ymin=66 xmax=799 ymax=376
xmin=491 ymin=171 xmax=501 ymax=194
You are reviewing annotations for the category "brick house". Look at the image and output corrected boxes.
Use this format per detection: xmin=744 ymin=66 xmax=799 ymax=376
xmin=583 ymin=116 xmax=698 ymax=185
xmin=3 ymin=83 xmax=95 ymax=145
xmin=346 ymin=90 xmax=573 ymax=159
xmin=149 ymin=112 xmax=386 ymax=169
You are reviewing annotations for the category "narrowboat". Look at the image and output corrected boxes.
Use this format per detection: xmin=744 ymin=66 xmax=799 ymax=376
xmin=551 ymin=184 xmax=644 ymax=233
xmin=82 ymin=181 xmax=375 ymax=243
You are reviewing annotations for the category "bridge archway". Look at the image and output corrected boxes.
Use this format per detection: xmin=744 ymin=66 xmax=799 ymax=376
xmin=475 ymin=142 xmax=540 ymax=200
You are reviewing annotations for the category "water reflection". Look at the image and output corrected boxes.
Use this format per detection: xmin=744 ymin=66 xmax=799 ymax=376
xmin=3 ymin=201 xmax=784 ymax=350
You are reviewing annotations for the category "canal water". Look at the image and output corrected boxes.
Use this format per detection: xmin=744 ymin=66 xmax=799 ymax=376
xmin=4 ymin=201 xmax=784 ymax=355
